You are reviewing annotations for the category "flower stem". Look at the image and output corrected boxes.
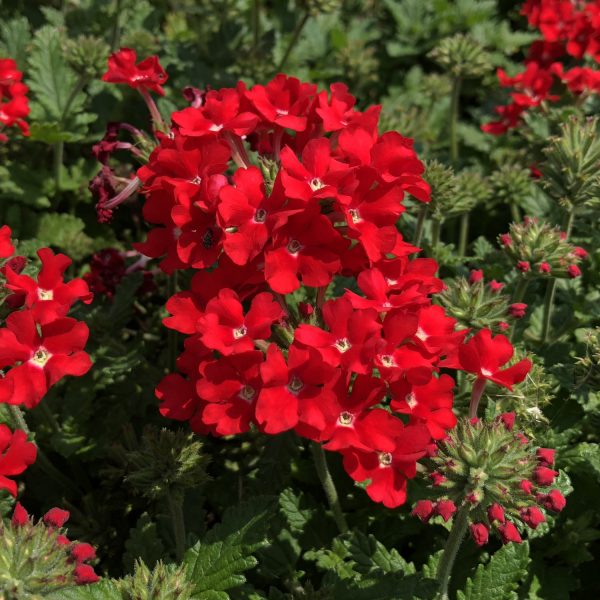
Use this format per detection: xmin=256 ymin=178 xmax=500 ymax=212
xmin=458 ymin=213 xmax=469 ymax=256
xmin=8 ymin=405 xmax=82 ymax=497
xmin=469 ymin=378 xmax=487 ymax=419
xmin=510 ymin=201 xmax=521 ymax=224
xmin=540 ymin=278 xmax=557 ymax=344
xmin=276 ymin=11 xmax=310 ymax=73
xmin=139 ymin=88 xmax=166 ymax=132
xmin=414 ymin=205 xmax=428 ymax=247
xmin=431 ymin=219 xmax=442 ymax=250
xmin=437 ymin=504 xmax=470 ymax=600
xmin=511 ymin=278 xmax=529 ymax=303
xmin=310 ymin=442 xmax=348 ymax=534
xmin=167 ymin=490 xmax=186 ymax=561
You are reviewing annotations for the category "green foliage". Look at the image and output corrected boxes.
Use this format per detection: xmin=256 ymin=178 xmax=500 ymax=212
xmin=456 ymin=542 xmax=530 ymax=600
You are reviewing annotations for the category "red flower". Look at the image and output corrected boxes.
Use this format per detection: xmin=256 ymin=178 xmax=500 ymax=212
xmin=458 ymin=329 xmax=531 ymax=390
xmin=469 ymin=269 xmax=484 ymax=284
xmin=102 ymin=48 xmax=168 ymax=95
xmin=488 ymin=503 xmax=506 ymax=523
xmin=172 ymin=86 xmax=259 ymax=137
xmin=412 ymin=499 xmax=434 ymax=522
xmin=255 ymin=345 xmax=333 ymax=434
xmin=521 ymin=506 xmax=546 ymax=529
xmin=342 ymin=412 xmax=431 ymax=508
xmin=44 ymin=507 xmax=70 ymax=528
xmin=390 ymin=374 xmax=457 ymax=440
xmin=508 ymin=303 xmax=527 ymax=319
xmin=0 ymin=310 xmax=92 ymax=408
xmin=0 ymin=425 xmax=37 ymax=497
xmin=5 ymin=247 xmax=92 ymax=320
xmin=197 ymin=289 xmax=283 ymax=355
xmin=196 ymin=351 xmax=264 ymax=435
xmin=245 ymin=74 xmax=316 ymax=132
xmin=534 ymin=465 xmax=558 ymax=486
xmin=536 ymin=448 xmax=555 ymax=466
xmin=0 ymin=224 xmax=14 ymax=258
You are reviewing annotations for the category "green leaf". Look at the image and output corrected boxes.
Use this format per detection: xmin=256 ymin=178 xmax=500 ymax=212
xmin=278 ymin=487 xmax=315 ymax=534
xmin=184 ymin=497 xmax=275 ymax=595
xmin=36 ymin=213 xmax=94 ymax=260
xmin=332 ymin=572 xmax=437 ymax=600
xmin=457 ymin=541 xmax=530 ymax=600
xmin=122 ymin=512 xmax=165 ymax=572
xmin=46 ymin=580 xmax=122 ymax=599
xmin=344 ymin=530 xmax=416 ymax=575
xmin=0 ymin=16 xmax=31 ymax=68
xmin=27 ymin=25 xmax=86 ymax=129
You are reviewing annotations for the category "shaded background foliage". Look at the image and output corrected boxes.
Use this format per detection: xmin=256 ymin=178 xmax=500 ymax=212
xmin=0 ymin=1 xmax=599 ymax=599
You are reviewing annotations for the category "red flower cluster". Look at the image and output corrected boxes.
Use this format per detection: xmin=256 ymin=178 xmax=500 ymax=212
xmin=0 ymin=58 xmax=29 ymax=143
xmin=483 ymin=1 xmax=600 ymax=134
xmin=0 ymin=230 xmax=93 ymax=409
xmin=12 ymin=502 xmax=100 ymax=584
xmin=98 ymin=59 xmax=533 ymax=509
xmin=0 ymin=424 xmax=36 ymax=497
xmin=102 ymin=48 xmax=168 ymax=96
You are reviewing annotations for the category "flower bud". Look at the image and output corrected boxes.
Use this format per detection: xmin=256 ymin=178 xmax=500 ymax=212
xmin=429 ymin=472 xmax=447 ymax=486
xmin=520 ymin=506 xmax=546 ymax=529
xmin=74 ymin=564 xmax=100 ymax=585
xmin=412 ymin=500 xmax=434 ymax=522
xmin=534 ymin=466 xmax=558 ymax=486
xmin=11 ymin=503 xmax=29 ymax=527
xmin=299 ymin=302 xmax=314 ymax=317
xmin=498 ymin=412 xmax=516 ymax=431
xmin=573 ymin=247 xmax=588 ymax=259
xmin=435 ymin=499 xmax=457 ymax=522
xmin=517 ymin=261 xmax=530 ymax=272
xmin=469 ymin=269 xmax=484 ymax=284
xmin=567 ymin=264 xmax=582 ymax=278
xmin=487 ymin=503 xmax=506 ymax=523
xmin=538 ymin=489 xmax=566 ymax=512
xmin=489 ymin=280 xmax=504 ymax=293
xmin=520 ymin=479 xmax=535 ymax=495
xmin=536 ymin=448 xmax=555 ymax=466
xmin=498 ymin=522 xmax=522 ymax=544
xmin=71 ymin=543 xmax=97 ymax=564
xmin=539 ymin=262 xmax=551 ymax=274
xmin=470 ymin=523 xmax=489 ymax=546
xmin=508 ymin=303 xmax=527 ymax=319
xmin=43 ymin=508 xmax=70 ymax=529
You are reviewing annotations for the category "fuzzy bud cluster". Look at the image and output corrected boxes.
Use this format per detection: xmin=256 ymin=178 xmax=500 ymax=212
xmin=114 ymin=559 xmax=194 ymax=599
xmin=499 ymin=217 xmax=586 ymax=279
xmin=413 ymin=416 xmax=566 ymax=546
xmin=429 ymin=34 xmax=491 ymax=79
xmin=0 ymin=503 xmax=99 ymax=596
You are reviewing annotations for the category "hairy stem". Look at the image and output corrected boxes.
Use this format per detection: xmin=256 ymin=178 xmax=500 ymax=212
xmin=458 ymin=213 xmax=469 ymax=256
xmin=413 ymin=205 xmax=428 ymax=247
xmin=469 ymin=377 xmax=487 ymax=419
xmin=8 ymin=405 xmax=82 ymax=497
xmin=540 ymin=278 xmax=557 ymax=344
xmin=276 ymin=11 xmax=310 ymax=73
xmin=431 ymin=219 xmax=442 ymax=250
xmin=310 ymin=442 xmax=348 ymax=534
xmin=437 ymin=504 xmax=470 ymax=600
xmin=167 ymin=490 xmax=186 ymax=561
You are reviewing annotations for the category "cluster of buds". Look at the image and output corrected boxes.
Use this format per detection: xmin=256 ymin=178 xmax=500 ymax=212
xmin=428 ymin=34 xmax=491 ymax=79
xmin=437 ymin=270 xmax=523 ymax=334
xmin=499 ymin=217 xmax=586 ymax=279
xmin=413 ymin=416 xmax=566 ymax=545
xmin=0 ymin=503 xmax=99 ymax=596
xmin=115 ymin=559 xmax=194 ymax=599
xmin=0 ymin=58 xmax=29 ymax=143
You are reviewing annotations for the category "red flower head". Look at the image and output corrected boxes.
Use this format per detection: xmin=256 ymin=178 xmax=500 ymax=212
xmin=43 ymin=507 xmax=70 ymax=528
xmin=469 ymin=269 xmax=484 ymax=284
xmin=197 ymin=289 xmax=284 ymax=355
xmin=0 ymin=309 xmax=92 ymax=408
xmin=0 ymin=425 xmax=37 ymax=497
xmin=458 ymin=329 xmax=531 ymax=390
xmin=74 ymin=564 xmax=100 ymax=585
xmin=5 ymin=247 xmax=92 ymax=321
xmin=11 ymin=501 xmax=30 ymax=526
xmin=508 ymin=303 xmax=527 ymax=319
xmin=0 ymin=224 xmax=14 ymax=258
xmin=102 ymin=48 xmax=168 ymax=95
xmin=255 ymin=344 xmax=333 ymax=434
xmin=498 ymin=521 xmax=522 ymax=544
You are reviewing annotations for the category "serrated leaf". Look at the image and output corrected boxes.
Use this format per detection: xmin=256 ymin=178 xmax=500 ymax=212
xmin=36 ymin=213 xmax=94 ymax=260
xmin=184 ymin=497 xmax=275 ymax=595
xmin=457 ymin=541 xmax=530 ymax=600
xmin=279 ymin=487 xmax=315 ymax=533
xmin=344 ymin=530 xmax=416 ymax=575
xmin=46 ymin=580 xmax=122 ymax=599
xmin=123 ymin=512 xmax=165 ymax=572
xmin=0 ymin=16 xmax=31 ymax=68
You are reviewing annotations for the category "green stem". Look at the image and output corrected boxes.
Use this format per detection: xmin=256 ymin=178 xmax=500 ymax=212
xmin=437 ymin=504 xmax=470 ymax=600
xmin=540 ymin=278 xmax=557 ymax=344
xmin=458 ymin=213 xmax=469 ymax=256
xmin=449 ymin=77 xmax=462 ymax=165
xmin=167 ymin=490 xmax=186 ymax=561
xmin=511 ymin=278 xmax=529 ymax=303
xmin=252 ymin=0 xmax=260 ymax=58
xmin=414 ymin=205 xmax=428 ymax=247
xmin=276 ymin=11 xmax=310 ymax=73
xmin=562 ymin=208 xmax=575 ymax=239
xmin=8 ymin=405 xmax=82 ymax=497
xmin=509 ymin=201 xmax=521 ymax=224
xmin=110 ymin=0 xmax=122 ymax=51
xmin=310 ymin=443 xmax=348 ymax=534
xmin=431 ymin=219 xmax=442 ymax=250
xmin=53 ymin=141 xmax=64 ymax=193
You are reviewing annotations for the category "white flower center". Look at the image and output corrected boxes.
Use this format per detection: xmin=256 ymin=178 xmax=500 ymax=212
xmin=334 ymin=338 xmax=351 ymax=353
xmin=287 ymin=239 xmax=302 ymax=254
xmin=309 ymin=178 xmax=325 ymax=191
xmin=378 ymin=452 xmax=393 ymax=467
xmin=348 ymin=209 xmax=361 ymax=224
xmin=406 ymin=392 xmax=417 ymax=409
xmin=481 ymin=368 xmax=493 ymax=377
xmin=38 ymin=289 xmax=54 ymax=301
xmin=337 ymin=411 xmax=354 ymax=426
xmin=379 ymin=354 xmax=396 ymax=368
xmin=30 ymin=347 xmax=51 ymax=368
xmin=233 ymin=325 xmax=248 ymax=339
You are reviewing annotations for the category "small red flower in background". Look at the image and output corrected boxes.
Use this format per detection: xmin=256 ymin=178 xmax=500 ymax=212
xmin=0 ymin=309 xmax=92 ymax=408
xmin=102 ymin=48 xmax=167 ymax=96
xmin=0 ymin=424 xmax=37 ymax=497
xmin=0 ymin=225 xmax=14 ymax=257
xmin=458 ymin=329 xmax=531 ymax=390
xmin=0 ymin=58 xmax=30 ymax=143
